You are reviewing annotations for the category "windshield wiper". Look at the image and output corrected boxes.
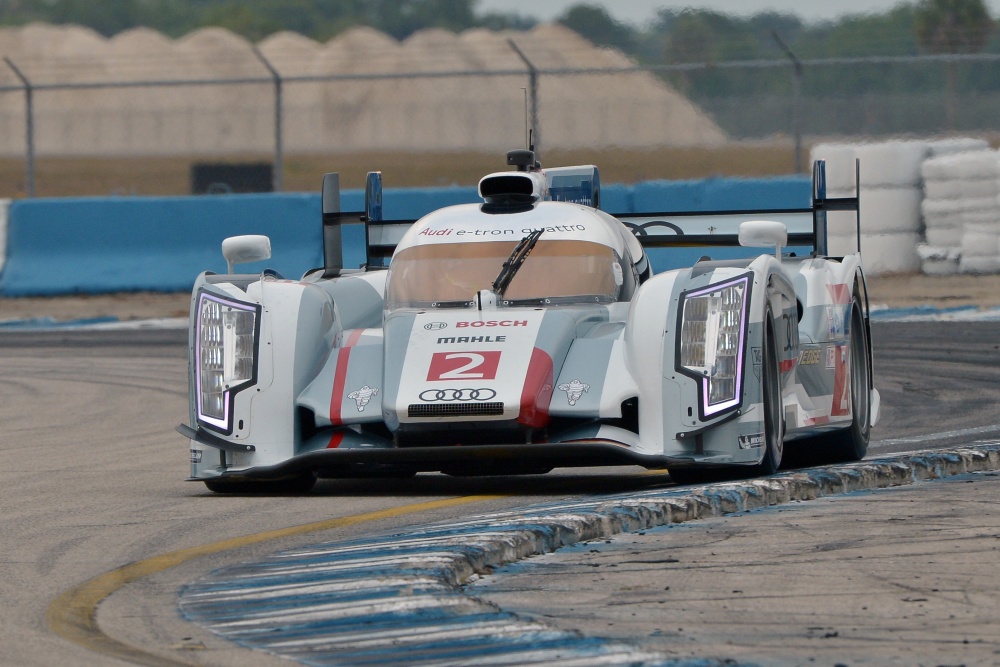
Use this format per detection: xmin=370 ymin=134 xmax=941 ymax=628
xmin=492 ymin=228 xmax=543 ymax=297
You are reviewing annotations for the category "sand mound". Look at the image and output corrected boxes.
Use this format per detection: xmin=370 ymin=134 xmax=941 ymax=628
xmin=0 ymin=23 xmax=726 ymax=156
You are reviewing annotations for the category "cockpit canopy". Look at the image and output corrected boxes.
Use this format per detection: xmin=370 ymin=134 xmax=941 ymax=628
xmin=385 ymin=238 xmax=628 ymax=309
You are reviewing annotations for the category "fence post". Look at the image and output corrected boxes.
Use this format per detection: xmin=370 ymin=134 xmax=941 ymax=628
xmin=507 ymin=40 xmax=539 ymax=159
xmin=251 ymin=46 xmax=283 ymax=193
xmin=4 ymin=57 xmax=35 ymax=198
xmin=772 ymin=32 xmax=803 ymax=174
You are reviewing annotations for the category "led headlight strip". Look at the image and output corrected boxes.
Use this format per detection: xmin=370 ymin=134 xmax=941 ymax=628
xmin=677 ymin=274 xmax=751 ymax=419
xmin=195 ymin=291 xmax=261 ymax=434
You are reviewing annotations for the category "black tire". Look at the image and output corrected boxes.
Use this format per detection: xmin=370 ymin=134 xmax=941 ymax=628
xmin=204 ymin=473 xmax=317 ymax=494
xmin=749 ymin=314 xmax=784 ymax=476
xmin=826 ymin=299 xmax=871 ymax=462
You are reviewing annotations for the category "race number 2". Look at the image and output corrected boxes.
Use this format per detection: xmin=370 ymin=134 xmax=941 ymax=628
xmin=427 ymin=351 xmax=501 ymax=381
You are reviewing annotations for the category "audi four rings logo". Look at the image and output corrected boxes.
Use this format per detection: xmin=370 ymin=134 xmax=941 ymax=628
xmin=424 ymin=322 xmax=448 ymax=330
xmin=419 ymin=388 xmax=497 ymax=402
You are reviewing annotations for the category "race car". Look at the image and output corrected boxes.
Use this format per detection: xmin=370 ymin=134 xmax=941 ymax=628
xmin=177 ymin=150 xmax=879 ymax=492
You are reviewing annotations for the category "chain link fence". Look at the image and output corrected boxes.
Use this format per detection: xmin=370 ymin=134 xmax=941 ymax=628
xmin=1 ymin=41 xmax=998 ymax=196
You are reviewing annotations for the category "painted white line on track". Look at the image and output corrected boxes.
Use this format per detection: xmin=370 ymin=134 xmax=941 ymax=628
xmin=873 ymin=423 xmax=1000 ymax=447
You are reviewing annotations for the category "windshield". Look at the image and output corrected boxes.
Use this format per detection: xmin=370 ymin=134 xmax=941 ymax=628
xmin=385 ymin=239 xmax=623 ymax=309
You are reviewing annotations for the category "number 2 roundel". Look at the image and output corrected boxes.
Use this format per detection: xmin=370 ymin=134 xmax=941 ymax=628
xmin=427 ymin=351 xmax=501 ymax=381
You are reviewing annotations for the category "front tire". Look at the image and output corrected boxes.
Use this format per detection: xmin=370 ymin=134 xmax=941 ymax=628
xmin=750 ymin=314 xmax=784 ymax=476
xmin=671 ymin=314 xmax=784 ymax=485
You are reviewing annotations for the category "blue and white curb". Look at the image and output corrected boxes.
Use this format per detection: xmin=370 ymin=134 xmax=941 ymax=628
xmin=0 ymin=316 xmax=188 ymax=330
xmin=180 ymin=444 xmax=1000 ymax=667
xmin=0 ymin=198 xmax=8 ymax=276
xmin=870 ymin=304 xmax=1000 ymax=321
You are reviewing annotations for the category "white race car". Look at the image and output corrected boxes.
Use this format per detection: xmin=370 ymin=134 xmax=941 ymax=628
xmin=178 ymin=150 xmax=878 ymax=491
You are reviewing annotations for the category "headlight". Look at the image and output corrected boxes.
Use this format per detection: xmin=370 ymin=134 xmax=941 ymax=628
xmin=195 ymin=291 xmax=260 ymax=433
xmin=678 ymin=274 xmax=751 ymax=418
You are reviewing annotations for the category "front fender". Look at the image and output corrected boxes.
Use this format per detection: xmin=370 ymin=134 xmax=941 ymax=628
xmin=187 ymin=276 xmax=339 ymax=477
xmin=626 ymin=261 xmax=793 ymax=465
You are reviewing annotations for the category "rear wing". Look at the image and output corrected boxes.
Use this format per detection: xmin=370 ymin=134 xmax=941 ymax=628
xmin=615 ymin=160 xmax=860 ymax=254
xmin=320 ymin=160 xmax=860 ymax=275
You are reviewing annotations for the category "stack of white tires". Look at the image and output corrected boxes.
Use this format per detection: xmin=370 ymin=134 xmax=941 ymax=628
xmin=812 ymin=138 xmax=990 ymax=275
xmin=920 ymin=146 xmax=999 ymax=274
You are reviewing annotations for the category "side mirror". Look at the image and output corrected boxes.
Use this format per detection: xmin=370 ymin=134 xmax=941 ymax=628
xmin=739 ymin=220 xmax=787 ymax=259
xmin=222 ymin=235 xmax=271 ymax=273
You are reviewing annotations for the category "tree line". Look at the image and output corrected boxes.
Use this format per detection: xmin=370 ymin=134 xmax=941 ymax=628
xmin=0 ymin=0 xmax=993 ymax=56
xmin=1 ymin=0 xmax=994 ymax=132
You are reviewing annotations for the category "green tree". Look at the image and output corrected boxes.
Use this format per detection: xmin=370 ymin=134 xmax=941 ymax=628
xmin=557 ymin=4 xmax=636 ymax=53
xmin=363 ymin=0 xmax=477 ymax=39
xmin=914 ymin=0 xmax=994 ymax=127
xmin=915 ymin=0 xmax=992 ymax=52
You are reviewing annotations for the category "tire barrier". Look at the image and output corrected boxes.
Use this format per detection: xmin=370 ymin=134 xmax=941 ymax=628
xmin=921 ymin=148 xmax=1000 ymax=276
xmin=814 ymin=138 xmax=991 ymax=276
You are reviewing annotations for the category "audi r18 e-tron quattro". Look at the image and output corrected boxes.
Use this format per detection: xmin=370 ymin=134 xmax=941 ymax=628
xmin=178 ymin=149 xmax=878 ymax=492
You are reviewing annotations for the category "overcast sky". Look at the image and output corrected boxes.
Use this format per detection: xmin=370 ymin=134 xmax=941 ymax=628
xmin=477 ymin=0 xmax=1000 ymax=25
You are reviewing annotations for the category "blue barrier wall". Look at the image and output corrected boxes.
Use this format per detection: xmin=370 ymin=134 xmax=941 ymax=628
xmin=0 ymin=176 xmax=809 ymax=297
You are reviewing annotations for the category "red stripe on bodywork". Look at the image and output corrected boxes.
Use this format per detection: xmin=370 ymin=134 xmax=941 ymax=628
xmin=831 ymin=344 xmax=851 ymax=417
xmin=326 ymin=431 xmax=345 ymax=449
xmin=329 ymin=329 xmax=366 ymax=426
xmin=827 ymin=283 xmax=851 ymax=305
xmin=779 ymin=358 xmax=796 ymax=373
xmin=518 ymin=347 xmax=554 ymax=428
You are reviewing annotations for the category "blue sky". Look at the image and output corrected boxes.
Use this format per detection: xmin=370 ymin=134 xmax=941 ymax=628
xmin=477 ymin=0 xmax=1000 ymax=25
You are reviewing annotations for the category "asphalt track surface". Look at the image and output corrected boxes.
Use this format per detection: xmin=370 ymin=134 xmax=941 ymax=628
xmin=0 ymin=321 xmax=998 ymax=666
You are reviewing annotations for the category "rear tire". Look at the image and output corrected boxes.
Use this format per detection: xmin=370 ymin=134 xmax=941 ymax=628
xmin=826 ymin=299 xmax=871 ymax=462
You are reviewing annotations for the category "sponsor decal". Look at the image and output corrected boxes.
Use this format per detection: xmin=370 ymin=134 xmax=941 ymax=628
xmin=799 ymin=348 xmax=821 ymax=365
xmin=190 ymin=449 xmax=203 ymax=464
xmin=738 ymin=433 xmax=764 ymax=449
xmin=347 ymin=385 xmax=379 ymax=412
xmin=424 ymin=322 xmax=448 ymax=331
xmin=456 ymin=229 xmax=516 ymax=237
xmin=751 ymin=346 xmax=762 ymax=381
xmin=418 ymin=225 xmax=586 ymax=238
xmin=826 ymin=346 xmax=836 ymax=369
xmin=456 ymin=320 xmax=529 ymax=328
xmin=832 ymin=346 xmax=851 ymax=416
xmin=437 ymin=335 xmax=506 ymax=344
xmin=557 ymin=379 xmax=590 ymax=406
xmin=427 ymin=351 xmax=502 ymax=381
xmin=827 ymin=305 xmax=845 ymax=340
xmin=418 ymin=388 xmax=498 ymax=402
xmin=526 ymin=224 xmax=587 ymax=233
